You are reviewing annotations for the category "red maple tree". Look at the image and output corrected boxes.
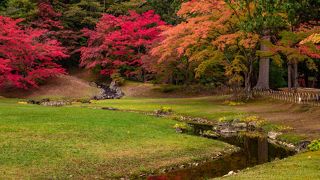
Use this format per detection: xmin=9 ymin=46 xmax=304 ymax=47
xmin=0 ymin=16 xmax=68 ymax=89
xmin=32 ymin=2 xmax=63 ymax=30
xmin=80 ymin=10 xmax=166 ymax=78
xmin=299 ymin=32 xmax=320 ymax=59
xmin=32 ymin=2 xmax=81 ymax=59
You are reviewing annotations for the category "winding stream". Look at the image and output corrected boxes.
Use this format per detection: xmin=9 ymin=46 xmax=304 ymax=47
xmin=147 ymin=123 xmax=296 ymax=180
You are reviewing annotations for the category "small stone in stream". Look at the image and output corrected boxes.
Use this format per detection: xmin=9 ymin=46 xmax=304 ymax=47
xmin=223 ymin=171 xmax=236 ymax=177
xmin=220 ymin=128 xmax=237 ymax=134
xmin=248 ymin=122 xmax=258 ymax=129
xmin=233 ymin=122 xmax=247 ymax=128
xmin=175 ymin=128 xmax=183 ymax=133
xmin=268 ymin=131 xmax=282 ymax=140
xmin=101 ymin=107 xmax=119 ymax=111
xmin=217 ymin=122 xmax=230 ymax=127
xmin=296 ymin=140 xmax=311 ymax=151
xmin=41 ymin=100 xmax=71 ymax=107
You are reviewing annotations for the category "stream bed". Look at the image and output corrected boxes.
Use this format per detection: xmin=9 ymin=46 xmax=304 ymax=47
xmin=147 ymin=123 xmax=296 ymax=180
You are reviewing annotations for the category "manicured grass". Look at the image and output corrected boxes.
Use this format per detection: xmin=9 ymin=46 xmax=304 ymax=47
xmin=0 ymin=98 xmax=232 ymax=179
xmin=89 ymin=96 xmax=242 ymax=121
xmin=1 ymin=96 xmax=319 ymax=179
xmin=219 ymin=151 xmax=320 ymax=180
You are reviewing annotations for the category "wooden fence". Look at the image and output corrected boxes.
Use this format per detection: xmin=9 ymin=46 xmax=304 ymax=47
xmin=253 ymin=89 xmax=320 ymax=106
xmin=214 ymin=86 xmax=320 ymax=106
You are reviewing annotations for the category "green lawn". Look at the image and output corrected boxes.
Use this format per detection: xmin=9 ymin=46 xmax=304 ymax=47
xmin=220 ymin=150 xmax=320 ymax=180
xmin=0 ymin=98 xmax=232 ymax=179
xmin=1 ymin=96 xmax=319 ymax=179
xmin=89 ymin=96 xmax=242 ymax=121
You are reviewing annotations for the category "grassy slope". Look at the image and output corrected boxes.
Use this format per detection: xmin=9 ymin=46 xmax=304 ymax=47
xmin=0 ymin=98 xmax=231 ymax=179
xmin=0 ymin=75 xmax=100 ymax=99
xmin=219 ymin=151 xmax=320 ymax=180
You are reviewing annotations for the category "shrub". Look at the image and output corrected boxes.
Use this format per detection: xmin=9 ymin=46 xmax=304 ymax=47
xmin=223 ymin=100 xmax=244 ymax=106
xmin=155 ymin=106 xmax=173 ymax=115
xmin=173 ymin=123 xmax=191 ymax=133
xmin=308 ymin=140 xmax=320 ymax=151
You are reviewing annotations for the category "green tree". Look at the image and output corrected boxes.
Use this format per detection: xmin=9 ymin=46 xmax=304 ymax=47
xmin=146 ymin=0 xmax=184 ymax=25
xmin=226 ymin=0 xmax=289 ymax=90
xmin=107 ymin=0 xmax=184 ymax=24
xmin=285 ymin=0 xmax=320 ymax=27
xmin=0 ymin=0 xmax=37 ymax=19
xmin=107 ymin=0 xmax=149 ymax=15
xmin=62 ymin=0 xmax=104 ymax=30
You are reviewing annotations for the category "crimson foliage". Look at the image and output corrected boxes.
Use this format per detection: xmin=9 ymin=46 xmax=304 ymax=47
xmin=80 ymin=10 xmax=165 ymax=78
xmin=32 ymin=2 xmax=63 ymax=30
xmin=32 ymin=3 xmax=81 ymax=60
xmin=0 ymin=16 xmax=68 ymax=89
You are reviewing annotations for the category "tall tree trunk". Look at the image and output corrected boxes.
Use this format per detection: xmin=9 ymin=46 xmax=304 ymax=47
xmin=255 ymin=35 xmax=271 ymax=90
xmin=293 ymin=62 xmax=299 ymax=88
xmin=244 ymin=60 xmax=254 ymax=99
xmin=288 ymin=63 xmax=292 ymax=89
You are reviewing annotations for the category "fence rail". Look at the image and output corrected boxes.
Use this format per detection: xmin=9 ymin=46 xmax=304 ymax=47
xmin=253 ymin=90 xmax=320 ymax=106
xmin=214 ymin=86 xmax=320 ymax=106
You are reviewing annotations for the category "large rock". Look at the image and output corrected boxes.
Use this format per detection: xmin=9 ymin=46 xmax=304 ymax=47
xmin=109 ymin=81 xmax=124 ymax=99
xmin=92 ymin=82 xmax=124 ymax=100
xmin=268 ymin=131 xmax=282 ymax=140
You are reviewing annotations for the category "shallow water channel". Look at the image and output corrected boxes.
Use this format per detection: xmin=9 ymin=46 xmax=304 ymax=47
xmin=147 ymin=123 xmax=296 ymax=180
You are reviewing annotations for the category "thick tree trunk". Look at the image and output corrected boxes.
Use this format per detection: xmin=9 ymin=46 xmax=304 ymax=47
xmin=288 ymin=62 xmax=299 ymax=89
xmin=293 ymin=62 xmax=299 ymax=88
xmin=288 ymin=63 xmax=292 ymax=89
xmin=244 ymin=74 xmax=253 ymax=99
xmin=244 ymin=60 xmax=254 ymax=99
xmin=255 ymin=36 xmax=271 ymax=90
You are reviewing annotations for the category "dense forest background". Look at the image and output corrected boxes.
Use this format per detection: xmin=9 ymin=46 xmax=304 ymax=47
xmin=0 ymin=0 xmax=319 ymax=95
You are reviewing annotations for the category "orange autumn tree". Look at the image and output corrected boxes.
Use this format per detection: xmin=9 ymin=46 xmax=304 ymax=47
xmin=213 ymin=32 xmax=259 ymax=95
xmin=149 ymin=0 xmax=260 ymax=97
xmin=148 ymin=0 xmax=233 ymax=84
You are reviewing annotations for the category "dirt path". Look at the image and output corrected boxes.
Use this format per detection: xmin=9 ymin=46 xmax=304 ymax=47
xmin=236 ymin=99 xmax=320 ymax=139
